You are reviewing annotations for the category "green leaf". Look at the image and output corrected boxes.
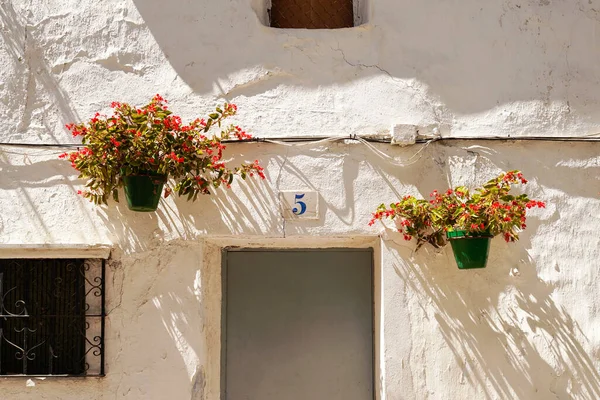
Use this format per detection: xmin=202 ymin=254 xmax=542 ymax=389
xmin=430 ymin=209 xmax=443 ymax=219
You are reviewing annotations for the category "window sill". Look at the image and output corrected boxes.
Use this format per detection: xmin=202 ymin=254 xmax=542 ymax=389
xmin=0 ymin=244 xmax=112 ymax=259
xmin=0 ymin=374 xmax=105 ymax=379
xmin=262 ymin=23 xmax=370 ymax=32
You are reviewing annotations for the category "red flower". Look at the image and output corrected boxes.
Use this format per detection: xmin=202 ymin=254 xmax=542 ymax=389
xmin=60 ymin=98 xmax=264 ymax=205
xmin=70 ymin=126 xmax=87 ymax=137
xmin=253 ymin=160 xmax=266 ymax=179
xmin=153 ymin=94 xmax=166 ymax=103
xmin=234 ymin=125 xmax=252 ymax=140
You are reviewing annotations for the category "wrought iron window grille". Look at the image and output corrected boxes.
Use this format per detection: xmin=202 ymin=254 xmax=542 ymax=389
xmin=0 ymin=259 xmax=105 ymax=377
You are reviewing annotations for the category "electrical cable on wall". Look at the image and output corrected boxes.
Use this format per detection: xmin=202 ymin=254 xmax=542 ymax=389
xmin=2 ymin=133 xmax=600 ymax=150
xmin=0 ymin=135 xmax=437 ymax=166
xmin=1 ymin=133 xmax=600 ymax=167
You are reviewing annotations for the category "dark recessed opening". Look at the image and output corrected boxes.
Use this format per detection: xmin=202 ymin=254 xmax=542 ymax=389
xmin=269 ymin=0 xmax=354 ymax=29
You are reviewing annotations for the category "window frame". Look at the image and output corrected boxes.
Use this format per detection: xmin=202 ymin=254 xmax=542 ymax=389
xmin=253 ymin=0 xmax=368 ymax=29
xmin=0 ymin=251 xmax=107 ymax=378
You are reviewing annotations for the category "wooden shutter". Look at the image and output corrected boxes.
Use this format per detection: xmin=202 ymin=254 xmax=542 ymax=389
xmin=270 ymin=0 xmax=354 ymax=29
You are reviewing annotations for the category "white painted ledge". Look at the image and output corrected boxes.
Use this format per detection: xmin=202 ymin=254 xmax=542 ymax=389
xmin=0 ymin=244 xmax=112 ymax=259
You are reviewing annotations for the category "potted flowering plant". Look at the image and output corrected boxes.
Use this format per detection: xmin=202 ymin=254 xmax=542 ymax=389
xmin=369 ymin=171 xmax=546 ymax=269
xmin=60 ymin=95 xmax=265 ymax=212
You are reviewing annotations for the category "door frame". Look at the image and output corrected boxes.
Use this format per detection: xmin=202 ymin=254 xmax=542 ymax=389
xmin=204 ymin=236 xmax=382 ymax=400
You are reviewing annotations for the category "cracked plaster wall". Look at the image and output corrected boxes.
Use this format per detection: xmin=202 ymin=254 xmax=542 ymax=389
xmin=2 ymin=0 xmax=600 ymax=141
xmin=0 ymin=0 xmax=600 ymax=399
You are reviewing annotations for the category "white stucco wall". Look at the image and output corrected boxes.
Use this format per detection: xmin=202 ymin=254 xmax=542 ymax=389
xmin=1 ymin=0 xmax=600 ymax=399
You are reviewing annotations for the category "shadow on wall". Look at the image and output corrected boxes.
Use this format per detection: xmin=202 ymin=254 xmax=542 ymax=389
xmin=94 ymin=145 xmax=281 ymax=253
xmin=130 ymin=0 xmax=600 ymax=115
xmin=98 ymin=243 xmax=215 ymax=399
xmin=0 ymin=143 xmax=279 ymax=251
xmin=0 ymin=149 xmax=111 ymax=243
xmin=0 ymin=3 xmax=80 ymax=143
xmin=389 ymin=232 xmax=600 ymax=399
xmin=95 ymin=142 xmax=362 ymax=251
xmin=3 ymin=138 xmax=600 ymax=252
xmin=362 ymin=141 xmax=600 ymax=399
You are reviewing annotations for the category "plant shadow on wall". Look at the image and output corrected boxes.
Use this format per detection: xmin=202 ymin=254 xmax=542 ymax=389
xmin=363 ymin=143 xmax=600 ymax=399
xmin=366 ymin=161 xmax=600 ymax=400
xmin=101 ymin=243 xmax=219 ymax=399
xmin=0 ymin=3 xmax=80 ymax=142
xmin=0 ymin=151 xmax=111 ymax=243
xmin=131 ymin=0 xmax=600 ymax=115
xmin=92 ymin=158 xmax=278 ymax=254
xmin=91 ymin=139 xmax=363 ymax=250
xmin=267 ymin=141 xmax=362 ymax=228
xmin=390 ymin=232 xmax=600 ymax=399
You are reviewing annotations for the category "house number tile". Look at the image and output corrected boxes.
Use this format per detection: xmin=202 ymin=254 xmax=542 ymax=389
xmin=280 ymin=191 xmax=319 ymax=220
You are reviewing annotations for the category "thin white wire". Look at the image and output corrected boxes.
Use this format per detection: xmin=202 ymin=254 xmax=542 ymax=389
xmin=0 ymin=136 xmax=435 ymax=168
xmin=357 ymin=136 xmax=435 ymax=166
xmin=0 ymin=148 xmax=68 ymax=157
xmin=263 ymin=137 xmax=343 ymax=147
xmin=265 ymin=135 xmax=434 ymax=166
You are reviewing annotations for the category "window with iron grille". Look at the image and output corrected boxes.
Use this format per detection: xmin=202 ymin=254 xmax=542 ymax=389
xmin=269 ymin=0 xmax=357 ymax=29
xmin=0 ymin=259 xmax=105 ymax=376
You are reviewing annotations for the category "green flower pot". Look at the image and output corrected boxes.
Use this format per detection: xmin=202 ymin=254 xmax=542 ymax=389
xmin=446 ymin=230 xmax=493 ymax=270
xmin=122 ymin=173 xmax=167 ymax=212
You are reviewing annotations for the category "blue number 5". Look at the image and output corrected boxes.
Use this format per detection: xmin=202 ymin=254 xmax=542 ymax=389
xmin=293 ymin=194 xmax=307 ymax=215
